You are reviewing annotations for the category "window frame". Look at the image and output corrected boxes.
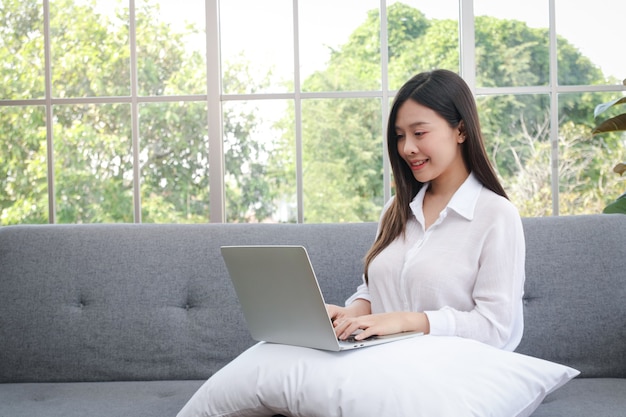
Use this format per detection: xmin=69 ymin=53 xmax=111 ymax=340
xmin=1 ymin=0 xmax=625 ymax=223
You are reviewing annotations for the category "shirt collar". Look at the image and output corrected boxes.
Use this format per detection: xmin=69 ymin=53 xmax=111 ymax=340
xmin=410 ymin=172 xmax=483 ymax=222
xmin=447 ymin=172 xmax=482 ymax=221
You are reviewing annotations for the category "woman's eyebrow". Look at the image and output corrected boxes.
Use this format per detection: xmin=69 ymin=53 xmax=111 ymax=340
xmin=396 ymin=121 xmax=429 ymax=130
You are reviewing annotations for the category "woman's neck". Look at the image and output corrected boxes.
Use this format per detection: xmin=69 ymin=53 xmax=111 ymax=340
xmin=427 ymin=168 xmax=470 ymax=200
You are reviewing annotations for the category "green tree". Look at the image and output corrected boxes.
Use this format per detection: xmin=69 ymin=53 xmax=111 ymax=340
xmin=1 ymin=0 xmax=48 ymax=224
xmin=0 ymin=106 xmax=48 ymax=224
xmin=1 ymin=0 xmax=275 ymax=224
xmin=276 ymin=3 xmax=621 ymax=220
xmin=3 ymin=2 xmax=623 ymax=224
xmin=222 ymin=58 xmax=279 ymax=222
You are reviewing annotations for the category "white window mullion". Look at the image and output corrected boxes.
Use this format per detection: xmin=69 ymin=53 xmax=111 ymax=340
xmin=43 ymin=0 xmax=55 ymax=223
xmin=129 ymin=0 xmax=142 ymax=223
xmin=459 ymin=0 xmax=476 ymax=92
xmin=380 ymin=0 xmax=391 ymax=203
xmin=548 ymin=0 xmax=559 ymax=216
xmin=293 ymin=0 xmax=304 ymax=223
xmin=207 ymin=0 xmax=225 ymax=222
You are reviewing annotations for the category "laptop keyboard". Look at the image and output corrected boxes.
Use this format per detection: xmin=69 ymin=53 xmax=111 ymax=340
xmin=342 ymin=334 xmax=379 ymax=343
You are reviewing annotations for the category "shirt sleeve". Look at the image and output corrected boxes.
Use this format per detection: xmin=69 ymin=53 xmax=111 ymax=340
xmin=425 ymin=202 xmax=526 ymax=351
xmin=344 ymin=197 xmax=394 ymax=307
xmin=345 ymin=277 xmax=371 ymax=306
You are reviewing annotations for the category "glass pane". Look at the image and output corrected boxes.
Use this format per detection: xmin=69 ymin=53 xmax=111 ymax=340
xmin=302 ymin=98 xmax=383 ymax=222
xmin=558 ymin=92 xmax=626 ymax=215
xmin=557 ymin=0 xmax=626 ymax=85
xmin=50 ymin=0 xmax=130 ymax=97
xmin=54 ymin=103 xmax=133 ymax=223
xmin=220 ymin=0 xmax=293 ymax=94
xmin=387 ymin=0 xmax=459 ymax=91
xmin=300 ymin=0 xmax=379 ymax=92
xmin=476 ymin=94 xmax=553 ymax=217
xmin=0 ymin=2 xmax=45 ymax=100
xmin=1 ymin=106 xmax=48 ymax=224
xmin=139 ymin=102 xmax=209 ymax=223
xmin=223 ymin=100 xmax=294 ymax=223
xmin=136 ymin=0 xmax=206 ymax=96
xmin=474 ymin=0 xmax=549 ymax=87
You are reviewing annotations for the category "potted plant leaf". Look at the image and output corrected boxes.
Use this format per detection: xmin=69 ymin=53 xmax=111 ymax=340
xmin=592 ymin=79 xmax=626 ymax=214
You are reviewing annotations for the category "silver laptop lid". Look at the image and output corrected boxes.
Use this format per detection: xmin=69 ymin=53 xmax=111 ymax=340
xmin=221 ymin=245 xmax=344 ymax=351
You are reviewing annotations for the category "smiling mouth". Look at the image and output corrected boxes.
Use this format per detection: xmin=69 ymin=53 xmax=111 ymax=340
xmin=409 ymin=159 xmax=428 ymax=170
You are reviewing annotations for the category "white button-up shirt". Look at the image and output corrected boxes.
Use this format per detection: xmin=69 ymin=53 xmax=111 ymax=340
xmin=346 ymin=173 xmax=526 ymax=351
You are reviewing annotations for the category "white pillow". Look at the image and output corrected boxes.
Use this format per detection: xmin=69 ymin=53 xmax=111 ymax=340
xmin=178 ymin=335 xmax=579 ymax=417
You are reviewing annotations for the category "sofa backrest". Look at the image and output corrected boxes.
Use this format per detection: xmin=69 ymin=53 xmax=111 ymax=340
xmin=1 ymin=214 xmax=624 ymax=383
xmin=0 ymin=222 xmax=376 ymax=383
xmin=516 ymin=214 xmax=626 ymax=378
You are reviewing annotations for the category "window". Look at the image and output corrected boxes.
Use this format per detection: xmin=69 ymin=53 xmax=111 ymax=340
xmin=1 ymin=0 xmax=624 ymax=224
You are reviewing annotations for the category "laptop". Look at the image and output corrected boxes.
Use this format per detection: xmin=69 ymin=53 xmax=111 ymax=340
xmin=220 ymin=245 xmax=422 ymax=351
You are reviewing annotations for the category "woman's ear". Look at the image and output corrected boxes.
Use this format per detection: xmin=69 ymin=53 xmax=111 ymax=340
xmin=457 ymin=121 xmax=466 ymax=143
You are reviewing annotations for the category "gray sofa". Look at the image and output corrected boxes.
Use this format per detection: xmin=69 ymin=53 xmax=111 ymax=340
xmin=1 ymin=214 xmax=625 ymax=417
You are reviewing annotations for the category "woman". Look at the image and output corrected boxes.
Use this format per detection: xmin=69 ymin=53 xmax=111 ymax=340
xmin=328 ymin=69 xmax=525 ymax=351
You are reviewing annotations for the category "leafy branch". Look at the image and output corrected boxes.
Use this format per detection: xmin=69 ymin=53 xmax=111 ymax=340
xmin=592 ymin=79 xmax=626 ymax=176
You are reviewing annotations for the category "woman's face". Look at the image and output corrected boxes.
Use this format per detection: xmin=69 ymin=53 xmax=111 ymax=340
xmin=395 ymin=99 xmax=466 ymax=187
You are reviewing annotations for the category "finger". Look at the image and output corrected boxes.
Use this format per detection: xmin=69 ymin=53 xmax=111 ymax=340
xmin=331 ymin=312 xmax=345 ymax=325
xmin=334 ymin=320 xmax=354 ymax=339
xmin=325 ymin=304 xmax=339 ymax=320
xmin=354 ymin=327 xmax=376 ymax=340
xmin=339 ymin=321 xmax=364 ymax=340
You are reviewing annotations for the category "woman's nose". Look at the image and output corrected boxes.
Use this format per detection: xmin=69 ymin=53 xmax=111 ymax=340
xmin=403 ymin=137 xmax=419 ymax=155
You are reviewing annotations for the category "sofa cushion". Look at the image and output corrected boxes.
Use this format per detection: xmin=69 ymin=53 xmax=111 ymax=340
xmin=530 ymin=378 xmax=626 ymax=417
xmin=0 ymin=380 xmax=204 ymax=417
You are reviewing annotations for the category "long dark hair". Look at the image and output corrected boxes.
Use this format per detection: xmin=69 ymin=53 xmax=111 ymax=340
xmin=364 ymin=69 xmax=507 ymax=282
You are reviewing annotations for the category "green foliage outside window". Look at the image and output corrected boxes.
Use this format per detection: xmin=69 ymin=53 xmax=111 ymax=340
xmin=1 ymin=1 xmax=624 ymax=224
xmin=592 ymin=83 xmax=626 ymax=214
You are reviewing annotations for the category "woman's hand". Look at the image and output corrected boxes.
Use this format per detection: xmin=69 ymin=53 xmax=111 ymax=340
xmin=326 ymin=299 xmax=371 ymax=333
xmin=326 ymin=299 xmax=370 ymax=321
xmin=333 ymin=311 xmax=430 ymax=341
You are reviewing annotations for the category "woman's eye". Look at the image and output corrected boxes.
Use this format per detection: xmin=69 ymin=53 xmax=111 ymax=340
xmin=414 ymin=131 xmax=424 ymax=137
